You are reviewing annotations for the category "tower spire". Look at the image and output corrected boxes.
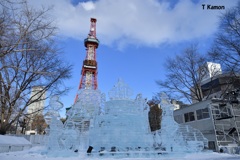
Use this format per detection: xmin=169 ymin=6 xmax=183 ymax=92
xmin=74 ymin=18 xmax=99 ymax=103
xmin=89 ymin=18 xmax=97 ymax=38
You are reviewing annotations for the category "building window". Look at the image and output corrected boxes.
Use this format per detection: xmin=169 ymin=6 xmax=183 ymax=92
xmin=184 ymin=112 xmax=195 ymax=122
xmin=196 ymin=108 xmax=210 ymax=120
xmin=174 ymin=115 xmax=183 ymax=124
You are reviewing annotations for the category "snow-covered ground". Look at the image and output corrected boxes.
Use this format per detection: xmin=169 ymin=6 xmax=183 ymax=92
xmin=0 ymin=146 xmax=240 ymax=160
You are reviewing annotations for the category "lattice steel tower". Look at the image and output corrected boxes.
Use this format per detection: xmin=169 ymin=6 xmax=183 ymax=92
xmin=75 ymin=18 xmax=99 ymax=103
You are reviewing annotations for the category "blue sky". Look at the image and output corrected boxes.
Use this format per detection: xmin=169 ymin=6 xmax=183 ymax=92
xmin=27 ymin=0 xmax=238 ymax=117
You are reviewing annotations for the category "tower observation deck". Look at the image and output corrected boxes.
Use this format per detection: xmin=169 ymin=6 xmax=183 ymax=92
xmin=74 ymin=18 xmax=99 ymax=103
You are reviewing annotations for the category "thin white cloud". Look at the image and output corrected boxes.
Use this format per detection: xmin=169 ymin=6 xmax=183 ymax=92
xmin=28 ymin=0 xmax=238 ymax=48
xmin=81 ymin=1 xmax=95 ymax=11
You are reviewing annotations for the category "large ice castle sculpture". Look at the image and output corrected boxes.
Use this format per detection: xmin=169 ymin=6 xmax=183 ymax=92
xmin=45 ymin=79 xmax=208 ymax=156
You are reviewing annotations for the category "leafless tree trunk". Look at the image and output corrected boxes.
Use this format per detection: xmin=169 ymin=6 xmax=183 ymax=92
xmin=148 ymin=102 xmax=162 ymax=132
xmin=209 ymin=2 xmax=240 ymax=75
xmin=0 ymin=1 xmax=72 ymax=134
xmin=31 ymin=114 xmax=47 ymax=134
xmin=156 ymin=44 xmax=208 ymax=103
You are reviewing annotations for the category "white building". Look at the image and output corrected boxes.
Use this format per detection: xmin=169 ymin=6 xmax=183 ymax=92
xmin=174 ymin=94 xmax=240 ymax=152
xmin=26 ymin=86 xmax=46 ymax=135
xmin=199 ymin=62 xmax=222 ymax=83
xmin=27 ymin=86 xmax=46 ymax=115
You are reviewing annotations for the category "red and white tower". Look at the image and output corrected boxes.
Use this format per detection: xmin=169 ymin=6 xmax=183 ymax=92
xmin=75 ymin=18 xmax=99 ymax=103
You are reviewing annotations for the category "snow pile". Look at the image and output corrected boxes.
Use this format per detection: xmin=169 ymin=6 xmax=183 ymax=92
xmin=0 ymin=135 xmax=31 ymax=153
xmin=0 ymin=135 xmax=31 ymax=145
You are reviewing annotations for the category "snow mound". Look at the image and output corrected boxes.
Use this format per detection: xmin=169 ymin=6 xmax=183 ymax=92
xmin=0 ymin=135 xmax=31 ymax=145
xmin=0 ymin=135 xmax=31 ymax=153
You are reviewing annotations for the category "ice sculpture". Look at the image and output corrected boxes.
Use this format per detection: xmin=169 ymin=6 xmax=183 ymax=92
xmin=45 ymin=95 xmax=63 ymax=125
xmin=46 ymin=116 xmax=64 ymax=151
xmin=108 ymin=78 xmax=133 ymax=100
xmin=89 ymin=79 xmax=153 ymax=152
xmin=45 ymin=80 xmax=209 ymax=157
xmin=153 ymin=92 xmax=208 ymax=152
xmin=45 ymin=89 xmax=103 ymax=155
xmin=63 ymin=89 xmax=105 ymax=151
xmin=66 ymin=89 xmax=104 ymax=121
xmin=59 ymin=121 xmax=80 ymax=151
xmin=46 ymin=117 xmax=80 ymax=157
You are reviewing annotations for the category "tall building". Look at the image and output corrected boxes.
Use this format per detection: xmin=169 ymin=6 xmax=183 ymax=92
xmin=27 ymin=86 xmax=46 ymax=115
xmin=26 ymin=86 xmax=46 ymax=135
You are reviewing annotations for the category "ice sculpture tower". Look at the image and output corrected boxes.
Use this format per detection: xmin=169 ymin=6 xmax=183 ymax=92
xmin=89 ymin=79 xmax=154 ymax=152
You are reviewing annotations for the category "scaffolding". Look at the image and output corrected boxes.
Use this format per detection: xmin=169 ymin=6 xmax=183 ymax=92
xmin=210 ymin=89 xmax=240 ymax=152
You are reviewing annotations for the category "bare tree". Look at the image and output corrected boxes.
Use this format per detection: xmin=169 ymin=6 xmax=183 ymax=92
xmin=209 ymin=2 xmax=240 ymax=75
xmin=30 ymin=114 xmax=47 ymax=134
xmin=148 ymin=100 xmax=162 ymax=132
xmin=0 ymin=1 xmax=72 ymax=134
xmin=156 ymin=44 xmax=208 ymax=103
